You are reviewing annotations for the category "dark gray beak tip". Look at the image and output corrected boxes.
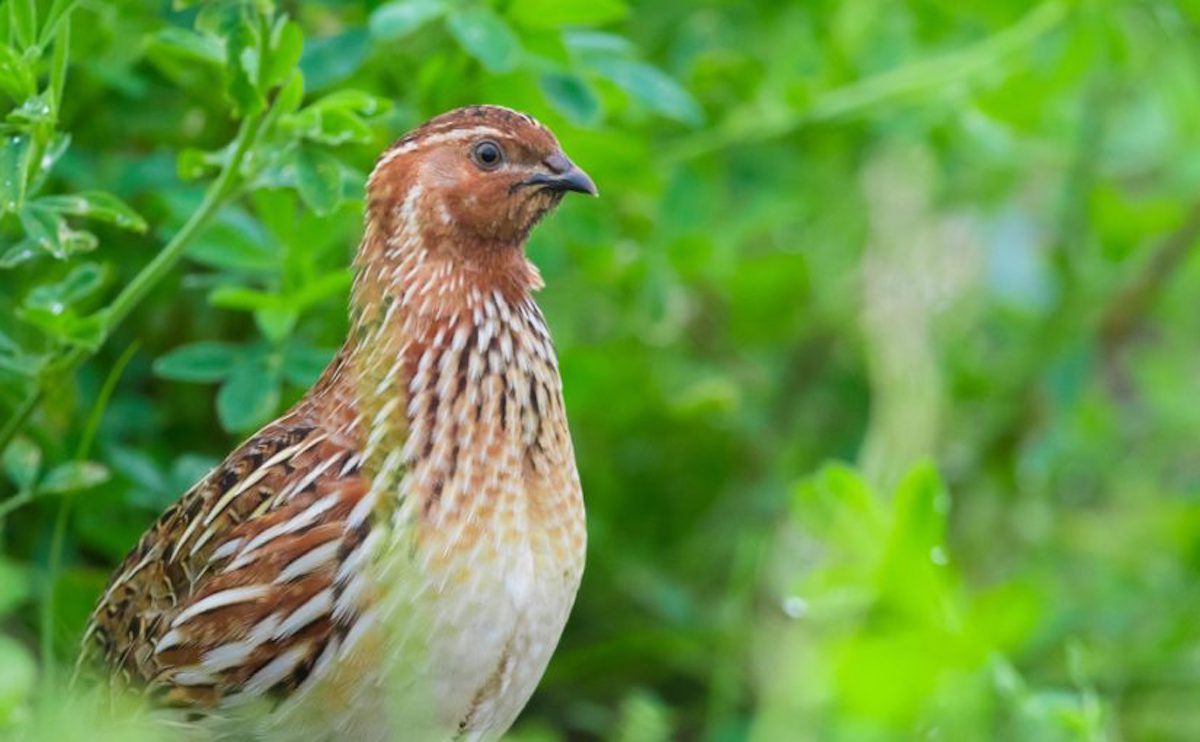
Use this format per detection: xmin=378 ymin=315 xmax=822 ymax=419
xmin=562 ymin=166 xmax=598 ymax=197
xmin=535 ymin=153 xmax=597 ymax=196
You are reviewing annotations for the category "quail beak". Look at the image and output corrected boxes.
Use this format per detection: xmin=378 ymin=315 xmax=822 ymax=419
xmin=521 ymin=153 xmax=598 ymax=196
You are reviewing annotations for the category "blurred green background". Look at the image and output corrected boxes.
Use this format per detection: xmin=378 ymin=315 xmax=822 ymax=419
xmin=2 ymin=0 xmax=1199 ymax=738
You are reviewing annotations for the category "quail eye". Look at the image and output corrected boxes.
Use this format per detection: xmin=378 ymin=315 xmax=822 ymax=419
xmin=471 ymin=140 xmax=504 ymax=170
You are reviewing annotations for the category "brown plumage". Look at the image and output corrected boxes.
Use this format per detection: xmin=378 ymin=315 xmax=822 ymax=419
xmin=80 ymin=105 xmax=595 ymax=740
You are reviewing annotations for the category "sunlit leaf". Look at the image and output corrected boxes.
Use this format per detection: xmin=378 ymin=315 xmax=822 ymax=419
xmin=8 ymin=0 xmax=36 ymax=49
xmin=264 ymin=17 xmax=304 ymax=90
xmin=144 ymin=27 xmax=223 ymax=67
xmin=508 ymin=0 xmax=627 ymax=29
xmin=208 ymin=286 xmax=281 ymax=312
xmin=306 ymin=89 xmax=390 ymax=117
xmin=0 ymin=44 xmax=37 ymax=100
xmin=254 ymin=306 xmax=298 ymax=343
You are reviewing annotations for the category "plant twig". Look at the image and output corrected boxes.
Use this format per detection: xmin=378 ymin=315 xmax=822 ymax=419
xmin=38 ymin=340 xmax=140 ymax=693
xmin=1099 ymin=201 xmax=1200 ymax=354
xmin=665 ymin=1 xmax=1069 ymax=163
xmin=0 ymin=108 xmax=269 ymax=459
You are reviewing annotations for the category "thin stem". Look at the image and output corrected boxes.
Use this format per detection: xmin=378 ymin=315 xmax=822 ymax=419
xmin=39 ymin=340 xmax=140 ymax=694
xmin=0 ymin=391 xmax=40 ymax=460
xmin=0 ymin=490 xmax=35 ymax=522
xmin=92 ymin=111 xmax=266 ymax=334
xmin=0 ymin=107 xmax=268 ymax=460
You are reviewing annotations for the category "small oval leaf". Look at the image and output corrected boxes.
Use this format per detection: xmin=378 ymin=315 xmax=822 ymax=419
xmin=154 ymin=342 xmax=239 ymax=383
xmin=446 ymin=9 xmax=522 ymax=73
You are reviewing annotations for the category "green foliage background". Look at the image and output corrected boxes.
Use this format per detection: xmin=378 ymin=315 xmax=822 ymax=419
xmin=0 ymin=0 xmax=1197 ymax=738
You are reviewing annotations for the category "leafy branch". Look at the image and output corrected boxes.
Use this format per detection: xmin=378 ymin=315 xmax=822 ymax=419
xmin=665 ymin=1 xmax=1069 ymax=162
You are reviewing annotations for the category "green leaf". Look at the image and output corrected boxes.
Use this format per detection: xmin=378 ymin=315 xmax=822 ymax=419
xmin=8 ymin=0 xmax=37 ymax=50
xmin=153 ymin=342 xmax=239 ymax=383
xmin=0 ymin=239 xmax=38 ymax=269
xmin=508 ymin=0 xmax=627 ymax=29
xmin=208 ymin=285 xmax=282 ymax=312
xmin=144 ymin=27 xmax=224 ymax=68
xmin=446 ymin=9 xmax=522 ymax=73
xmin=300 ymin=29 xmax=370 ymax=91
xmin=307 ymin=89 xmax=389 ymax=116
xmin=289 ymin=269 xmax=353 ymax=309
xmin=264 ymin=17 xmax=304 ymax=90
xmin=0 ymin=44 xmax=37 ymax=100
xmin=39 ymin=461 xmax=110 ymax=494
xmin=25 ymin=262 xmax=107 ymax=311
xmin=0 ymin=134 xmax=32 ymax=213
xmin=2 ymin=436 xmax=41 ymax=491
xmin=15 ymin=306 xmax=105 ymax=349
xmin=282 ymin=343 xmax=335 ymax=387
xmin=19 ymin=204 xmax=98 ymax=259
xmin=6 ymin=91 xmax=53 ymax=128
xmin=177 ymin=147 xmax=223 ymax=181
xmin=254 ymin=306 xmax=298 ymax=343
xmin=541 ymin=72 xmax=602 ymax=126
xmin=292 ymin=145 xmax=343 ymax=216
xmin=288 ymin=107 xmax=374 ymax=145
xmin=370 ymin=0 xmax=446 ymax=41
xmin=27 ymin=132 xmax=69 ymax=194
xmin=202 ymin=4 xmax=263 ymax=116
xmin=590 ymin=57 xmax=703 ymax=124
xmin=217 ymin=359 xmax=280 ymax=432
xmin=187 ymin=206 xmax=280 ymax=272
xmin=35 ymin=191 xmax=148 ymax=232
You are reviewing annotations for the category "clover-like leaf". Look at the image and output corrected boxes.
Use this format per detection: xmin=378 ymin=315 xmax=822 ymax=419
xmin=154 ymin=342 xmax=239 ymax=383
xmin=218 ymin=357 xmax=281 ymax=432
xmin=292 ymin=145 xmax=344 ymax=216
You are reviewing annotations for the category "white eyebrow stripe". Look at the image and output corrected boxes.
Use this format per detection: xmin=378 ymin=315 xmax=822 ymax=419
xmin=371 ymin=126 xmax=508 ymax=177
